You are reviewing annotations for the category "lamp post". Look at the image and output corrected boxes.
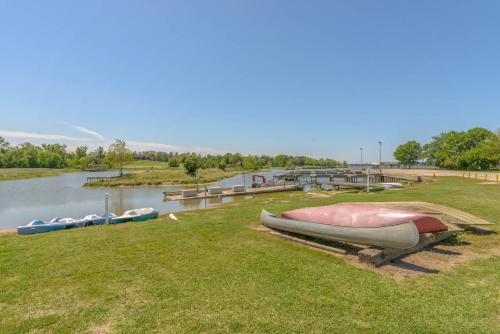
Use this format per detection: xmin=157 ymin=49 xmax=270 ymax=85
xmin=360 ymin=147 xmax=363 ymax=170
xmin=378 ymin=141 xmax=382 ymax=171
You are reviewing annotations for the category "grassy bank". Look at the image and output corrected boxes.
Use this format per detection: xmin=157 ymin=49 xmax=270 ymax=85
xmin=0 ymin=168 xmax=79 ymax=182
xmin=0 ymin=177 xmax=498 ymax=333
xmin=84 ymin=165 xmax=244 ymax=187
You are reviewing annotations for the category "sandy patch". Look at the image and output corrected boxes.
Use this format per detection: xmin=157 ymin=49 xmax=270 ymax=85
xmin=88 ymin=320 xmax=113 ymax=333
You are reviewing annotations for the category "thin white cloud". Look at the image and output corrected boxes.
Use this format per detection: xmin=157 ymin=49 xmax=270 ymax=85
xmin=125 ymin=140 xmax=225 ymax=155
xmin=71 ymin=125 xmax=104 ymax=140
xmin=0 ymin=130 xmax=90 ymax=142
xmin=0 ymin=129 xmax=227 ymax=155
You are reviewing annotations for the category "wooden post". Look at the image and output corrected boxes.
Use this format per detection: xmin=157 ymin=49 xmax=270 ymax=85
xmin=475 ymin=172 xmax=477 ymax=179
xmin=358 ymin=230 xmax=455 ymax=267
xmin=497 ymin=175 xmax=499 ymax=182
xmin=366 ymin=168 xmax=370 ymax=192
xmin=484 ymin=174 xmax=488 ymax=181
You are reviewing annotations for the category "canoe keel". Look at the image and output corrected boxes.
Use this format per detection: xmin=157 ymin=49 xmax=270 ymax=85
xmin=260 ymin=210 xmax=420 ymax=249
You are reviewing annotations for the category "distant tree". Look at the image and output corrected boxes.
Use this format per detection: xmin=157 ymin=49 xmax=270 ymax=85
xmin=394 ymin=141 xmax=422 ymax=168
xmin=75 ymin=146 xmax=88 ymax=159
xmin=168 ymin=157 xmax=180 ymax=168
xmin=79 ymin=156 xmax=93 ymax=170
xmin=242 ymin=156 xmax=258 ymax=170
xmin=457 ymin=145 xmax=498 ymax=170
xmin=107 ymin=140 xmax=133 ymax=176
xmin=0 ymin=137 xmax=9 ymax=152
xmin=90 ymin=146 xmax=106 ymax=164
xmin=273 ymin=154 xmax=290 ymax=167
xmin=421 ymin=128 xmax=495 ymax=169
xmin=183 ymin=156 xmax=202 ymax=177
xmin=217 ymin=161 xmax=227 ymax=171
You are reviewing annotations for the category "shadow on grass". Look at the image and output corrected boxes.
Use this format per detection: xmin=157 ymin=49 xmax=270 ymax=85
xmin=388 ymin=259 xmax=440 ymax=274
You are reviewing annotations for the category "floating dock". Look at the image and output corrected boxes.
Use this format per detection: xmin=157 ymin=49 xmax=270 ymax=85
xmin=273 ymin=169 xmax=422 ymax=184
xmin=164 ymin=184 xmax=303 ymax=201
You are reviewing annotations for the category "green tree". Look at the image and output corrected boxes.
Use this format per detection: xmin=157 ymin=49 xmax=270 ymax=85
xmin=394 ymin=140 xmax=422 ymax=168
xmin=90 ymin=146 xmax=106 ymax=164
xmin=168 ymin=157 xmax=180 ymax=168
xmin=107 ymin=140 xmax=133 ymax=177
xmin=183 ymin=157 xmax=202 ymax=177
xmin=75 ymin=146 xmax=88 ymax=159
xmin=422 ymin=128 xmax=495 ymax=169
xmin=217 ymin=160 xmax=227 ymax=171
xmin=273 ymin=154 xmax=290 ymax=167
xmin=0 ymin=137 xmax=9 ymax=152
xmin=242 ymin=156 xmax=258 ymax=170
xmin=79 ymin=156 xmax=93 ymax=170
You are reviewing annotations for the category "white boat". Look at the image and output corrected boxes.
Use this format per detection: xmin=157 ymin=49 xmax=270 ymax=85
xmin=17 ymin=219 xmax=70 ymax=235
xmin=111 ymin=208 xmax=159 ymax=224
xmin=80 ymin=213 xmax=116 ymax=226
xmin=379 ymin=182 xmax=404 ymax=189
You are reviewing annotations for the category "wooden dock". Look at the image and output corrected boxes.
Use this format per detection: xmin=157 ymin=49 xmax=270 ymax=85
xmin=164 ymin=184 xmax=303 ymax=201
xmin=273 ymin=169 xmax=422 ymax=184
xmin=326 ymin=181 xmax=382 ymax=190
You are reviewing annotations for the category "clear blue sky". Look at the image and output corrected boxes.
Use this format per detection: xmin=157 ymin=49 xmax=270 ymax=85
xmin=0 ymin=1 xmax=499 ymax=162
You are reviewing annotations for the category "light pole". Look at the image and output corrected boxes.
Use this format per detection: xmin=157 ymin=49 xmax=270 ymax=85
xmin=360 ymin=147 xmax=363 ymax=170
xmin=378 ymin=141 xmax=382 ymax=171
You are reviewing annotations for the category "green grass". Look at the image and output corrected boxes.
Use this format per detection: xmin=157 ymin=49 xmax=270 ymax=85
xmin=1 ymin=177 xmax=499 ymax=333
xmin=84 ymin=167 xmax=243 ymax=187
xmin=0 ymin=168 xmax=79 ymax=182
xmin=123 ymin=160 xmax=172 ymax=169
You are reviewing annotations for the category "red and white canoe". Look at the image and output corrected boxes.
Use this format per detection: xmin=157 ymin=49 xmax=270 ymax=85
xmin=261 ymin=204 xmax=447 ymax=249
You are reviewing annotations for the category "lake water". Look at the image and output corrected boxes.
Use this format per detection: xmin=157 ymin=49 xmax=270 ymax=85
xmin=0 ymin=170 xmax=286 ymax=230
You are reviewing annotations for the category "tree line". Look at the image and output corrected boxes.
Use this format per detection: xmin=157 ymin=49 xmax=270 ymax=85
xmin=394 ymin=127 xmax=500 ymax=170
xmin=0 ymin=137 xmax=346 ymax=172
xmin=135 ymin=151 xmax=347 ymax=170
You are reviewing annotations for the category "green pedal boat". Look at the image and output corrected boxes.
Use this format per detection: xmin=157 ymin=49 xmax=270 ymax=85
xmin=111 ymin=208 xmax=159 ymax=224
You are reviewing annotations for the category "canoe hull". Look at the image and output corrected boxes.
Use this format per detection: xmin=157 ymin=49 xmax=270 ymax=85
xmin=111 ymin=217 xmax=133 ymax=224
xmin=261 ymin=210 xmax=420 ymax=249
xmin=111 ymin=209 xmax=159 ymax=224
xmin=132 ymin=211 xmax=159 ymax=222
xmin=17 ymin=224 xmax=67 ymax=235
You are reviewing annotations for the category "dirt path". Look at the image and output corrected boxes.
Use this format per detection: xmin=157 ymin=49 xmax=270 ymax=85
xmin=382 ymin=168 xmax=500 ymax=182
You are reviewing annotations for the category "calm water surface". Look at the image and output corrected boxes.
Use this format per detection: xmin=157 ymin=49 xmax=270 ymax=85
xmin=0 ymin=170 xmax=285 ymax=230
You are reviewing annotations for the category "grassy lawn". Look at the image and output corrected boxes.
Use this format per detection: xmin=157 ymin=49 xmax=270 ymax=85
xmin=123 ymin=160 xmax=172 ymax=169
xmin=84 ymin=166 xmax=243 ymax=187
xmin=0 ymin=177 xmax=498 ymax=333
xmin=0 ymin=168 xmax=79 ymax=182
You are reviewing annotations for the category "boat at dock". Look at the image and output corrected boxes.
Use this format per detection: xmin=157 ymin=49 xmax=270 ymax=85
xmin=16 ymin=213 xmax=117 ymax=235
xmin=79 ymin=213 xmax=116 ymax=226
xmin=17 ymin=218 xmax=72 ymax=235
xmin=111 ymin=208 xmax=159 ymax=224
xmin=260 ymin=204 xmax=448 ymax=249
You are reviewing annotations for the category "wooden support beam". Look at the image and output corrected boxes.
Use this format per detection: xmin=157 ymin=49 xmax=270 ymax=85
xmin=358 ymin=230 xmax=455 ymax=267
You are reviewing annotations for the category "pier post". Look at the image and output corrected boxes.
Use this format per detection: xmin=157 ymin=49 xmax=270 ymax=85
xmin=105 ymin=193 xmax=109 ymax=224
xmin=366 ymin=169 xmax=370 ymax=192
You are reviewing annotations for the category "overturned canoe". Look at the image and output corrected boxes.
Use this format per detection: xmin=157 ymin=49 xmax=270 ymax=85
xmin=261 ymin=204 xmax=447 ymax=249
